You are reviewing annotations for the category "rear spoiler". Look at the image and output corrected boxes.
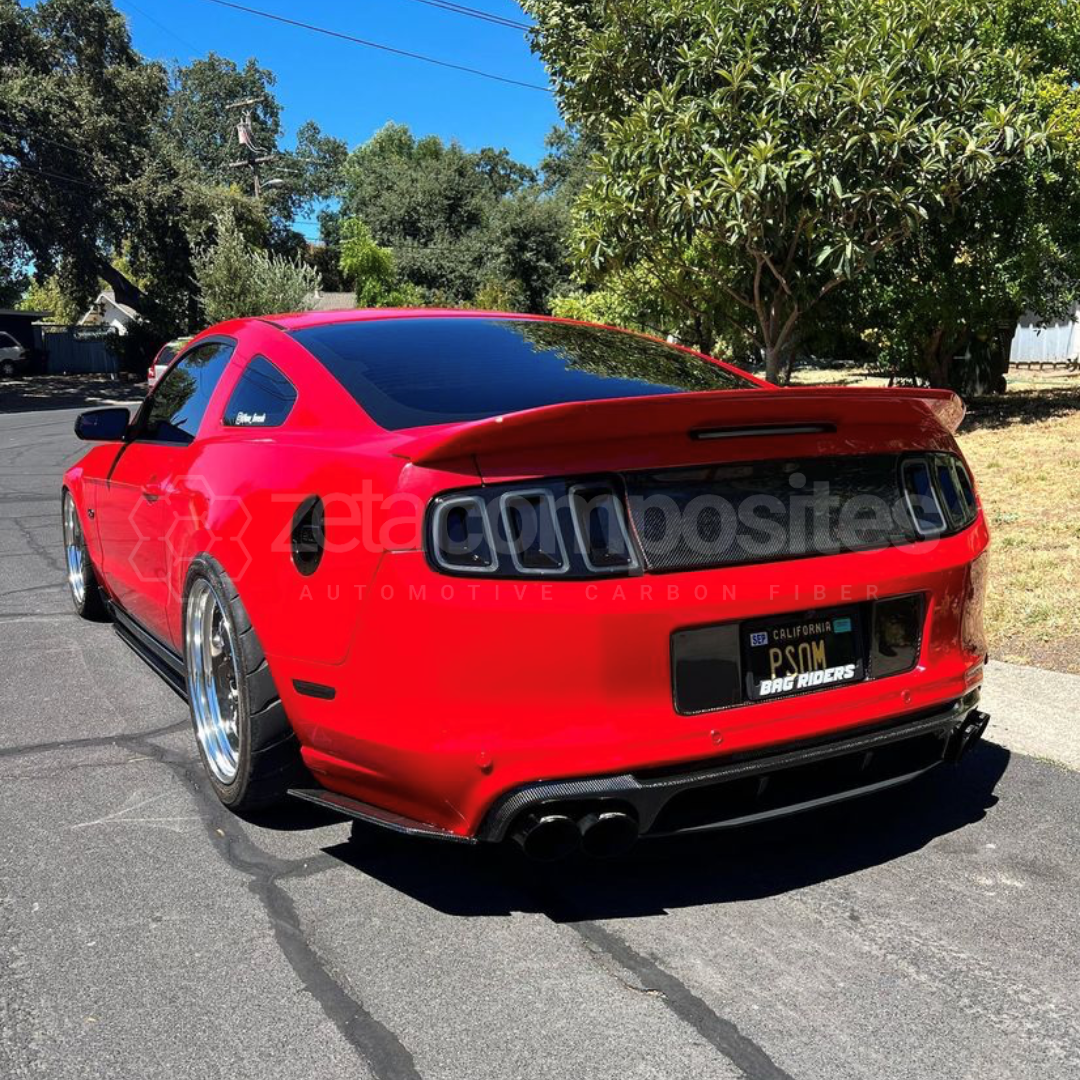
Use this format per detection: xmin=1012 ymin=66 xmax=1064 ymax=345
xmin=395 ymin=387 xmax=965 ymax=466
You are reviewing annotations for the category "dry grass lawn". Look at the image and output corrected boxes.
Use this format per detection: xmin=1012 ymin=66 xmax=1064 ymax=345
xmin=792 ymin=366 xmax=1080 ymax=673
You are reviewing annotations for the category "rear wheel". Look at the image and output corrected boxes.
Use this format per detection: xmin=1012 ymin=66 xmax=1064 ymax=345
xmin=183 ymin=555 xmax=306 ymax=810
xmin=1 ymin=359 xmax=16 ymax=377
xmin=61 ymin=490 xmax=109 ymax=620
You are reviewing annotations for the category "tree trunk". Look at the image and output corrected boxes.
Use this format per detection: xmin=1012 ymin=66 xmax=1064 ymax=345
xmin=764 ymin=343 xmax=789 ymax=384
xmin=922 ymin=328 xmax=953 ymax=389
xmin=96 ymin=260 xmax=146 ymax=313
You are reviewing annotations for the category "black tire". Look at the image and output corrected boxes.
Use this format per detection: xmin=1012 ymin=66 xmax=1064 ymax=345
xmin=182 ymin=554 xmax=307 ymax=810
xmin=61 ymin=490 xmax=110 ymax=621
xmin=0 ymin=359 xmax=16 ymax=378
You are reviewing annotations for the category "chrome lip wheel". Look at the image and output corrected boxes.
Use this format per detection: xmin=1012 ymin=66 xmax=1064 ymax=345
xmin=62 ymin=493 xmax=86 ymax=607
xmin=186 ymin=578 xmax=243 ymax=784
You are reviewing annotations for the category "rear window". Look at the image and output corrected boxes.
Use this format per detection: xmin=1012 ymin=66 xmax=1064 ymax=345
xmin=291 ymin=317 xmax=756 ymax=430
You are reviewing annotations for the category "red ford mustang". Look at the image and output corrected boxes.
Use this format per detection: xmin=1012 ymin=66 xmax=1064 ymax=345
xmin=62 ymin=310 xmax=990 ymax=858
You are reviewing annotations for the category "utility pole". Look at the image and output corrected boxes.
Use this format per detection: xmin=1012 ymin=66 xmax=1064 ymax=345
xmin=225 ymin=97 xmax=274 ymax=198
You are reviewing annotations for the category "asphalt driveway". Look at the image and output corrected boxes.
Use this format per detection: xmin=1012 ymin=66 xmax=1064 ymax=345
xmin=1 ymin=406 xmax=1077 ymax=1080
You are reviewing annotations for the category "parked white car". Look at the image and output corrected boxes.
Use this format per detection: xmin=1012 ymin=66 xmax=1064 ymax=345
xmin=0 ymin=331 xmax=29 ymax=377
xmin=147 ymin=337 xmax=192 ymax=390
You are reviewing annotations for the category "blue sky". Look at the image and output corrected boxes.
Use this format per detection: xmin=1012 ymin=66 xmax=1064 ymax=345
xmin=120 ymin=0 xmax=560 ymax=165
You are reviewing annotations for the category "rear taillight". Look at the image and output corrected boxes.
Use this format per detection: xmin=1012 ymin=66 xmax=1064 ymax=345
xmin=431 ymin=495 xmax=496 ymax=574
xmin=901 ymin=453 xmax=978 ymax=536
xmin=901 ymin=458 xmax=946 ymax=535
xmin=569 ymin=483 xmax=639 ymax=573
xmin=500 ymin=490 xmax=568 ymax=574
xmin=427 ymin=479 xmax=639 ymax=579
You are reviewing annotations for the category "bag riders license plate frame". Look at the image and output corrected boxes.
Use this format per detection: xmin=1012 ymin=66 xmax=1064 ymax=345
xmin=743 ymin=606 xmax=866 ymax=701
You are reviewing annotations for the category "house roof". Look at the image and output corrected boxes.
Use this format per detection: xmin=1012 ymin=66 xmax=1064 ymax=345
xmin=0 ymin=309 xmax=49 ymax=318
xmin=78 ymin=290 xmax=139 ymax=325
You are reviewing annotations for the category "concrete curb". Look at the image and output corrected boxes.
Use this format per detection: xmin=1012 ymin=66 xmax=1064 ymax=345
xmin=981 ymin=659 xmax=1080 ymax=771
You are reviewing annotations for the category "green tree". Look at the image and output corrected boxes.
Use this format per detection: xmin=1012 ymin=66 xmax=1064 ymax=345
xmin=340 ymin=124 xmax=495 ymax=302
xmin=338 ymin=218 xmax=420 ymax=307
xmin=162 ymin=53 xmax=282 ymax=184
xmin=193 ymin=209 xmax=321 ymax=322
xmin=487 ymin=192 xmax=570 ymax=313
xmin=524 ymin=0 xmax=1051 ymax=381
xmin=0 ymin=0 xmax=171 ymax=311
xmin=338 ymin=123 xmax=572 ymax=310
xmin=841 ymin=11 xmax=1080 ymax=391
xmin=18 ymin=275 xmax=80 ymax=323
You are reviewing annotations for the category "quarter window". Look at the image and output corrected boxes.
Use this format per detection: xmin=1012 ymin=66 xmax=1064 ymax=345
xmin=223 ymin=355 xmax=297 ymax=427
xmin=140 ymin=341 xmax=235 ymax=444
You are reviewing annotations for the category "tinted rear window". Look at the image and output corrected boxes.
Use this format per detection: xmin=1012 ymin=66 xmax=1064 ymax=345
xmin=291 ymin=317 xmax=756 ymax=430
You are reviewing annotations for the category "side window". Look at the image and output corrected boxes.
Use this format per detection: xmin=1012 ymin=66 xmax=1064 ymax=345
xmin=0 ymin=332 xmax=18 ymax=348
xmin=222 ymin=355 xmax=297 ymax=428
xmin=140 ymin=341 xmax=235 ymax=445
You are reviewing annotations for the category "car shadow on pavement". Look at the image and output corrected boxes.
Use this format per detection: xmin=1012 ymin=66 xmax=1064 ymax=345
xmin=324 ymin=741 xmax=1011 ymax=920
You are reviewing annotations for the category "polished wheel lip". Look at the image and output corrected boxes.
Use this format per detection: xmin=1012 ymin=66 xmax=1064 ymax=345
xmin=185 ymin=577 xmax=243 ymax=785
xmin=62 ymin=493 xmax=86 ymax=607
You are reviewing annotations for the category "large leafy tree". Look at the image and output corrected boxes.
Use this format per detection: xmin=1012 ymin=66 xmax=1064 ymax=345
xmin=524 ymin=0 xmax=1051 ymax=381
xmin=0 ymin=0 xmax=170 ymax=310
xmin=339 ymin=124 xmax=500 ymax=302
xmin=842 ymin=5 xmax=1080 ymax=391
xmin=337 ymin=123 xmax=571 ymax=310
xmin=162 ymin=53 xmax=282 ymax=184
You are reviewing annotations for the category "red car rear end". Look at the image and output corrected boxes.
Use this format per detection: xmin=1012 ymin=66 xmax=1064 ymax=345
xmin=63 ymin=312 xmax=989 ymax=858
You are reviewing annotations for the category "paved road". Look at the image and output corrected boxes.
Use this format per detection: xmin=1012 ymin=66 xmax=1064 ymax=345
xmin=2 ymin=405 xmax=1078 ymax=1080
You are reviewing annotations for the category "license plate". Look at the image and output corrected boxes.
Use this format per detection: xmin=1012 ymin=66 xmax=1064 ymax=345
xmin=743 ymin=607 xmax=865 ymax=701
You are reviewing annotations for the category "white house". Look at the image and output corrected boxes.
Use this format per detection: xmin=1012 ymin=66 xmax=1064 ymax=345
xmin=77 ymin=290 xmax=140 ymax=335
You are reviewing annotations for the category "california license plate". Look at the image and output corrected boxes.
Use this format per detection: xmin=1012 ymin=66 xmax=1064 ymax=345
xmin=743 ymin=607 xmax=865 ymax=701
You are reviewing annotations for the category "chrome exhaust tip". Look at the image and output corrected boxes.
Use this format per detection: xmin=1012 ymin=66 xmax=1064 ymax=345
xmin=579 ymin=810 xmax=639 ymax=858
xmin=512 ymin=813 xmax=581 ymax=861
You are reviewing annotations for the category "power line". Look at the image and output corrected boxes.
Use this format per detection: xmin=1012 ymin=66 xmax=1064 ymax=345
xmin=1 ymin=123 xmax=97 ymax=163
xmin=393 ymin=0 xmax=531 ymax=32
xmin=192 ymin=0 xmax=550 ymax=92
xmin=120 ymin=1 xmax=202 ymax=55
xmin=1 ymin=162 xmax=103 ymax=192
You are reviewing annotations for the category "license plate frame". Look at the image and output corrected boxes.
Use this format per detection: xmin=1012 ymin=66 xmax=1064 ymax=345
xmin=742 ymin=606 xmax=866 ymax=701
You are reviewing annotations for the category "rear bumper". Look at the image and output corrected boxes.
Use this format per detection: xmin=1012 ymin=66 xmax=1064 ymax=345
xmin=477 ymin=691 xmax=987 ymax=842
xmin=287 ymin=694 xmax=988 ymax=845
xmin=276 ymin=523 xmax=989 ymax=838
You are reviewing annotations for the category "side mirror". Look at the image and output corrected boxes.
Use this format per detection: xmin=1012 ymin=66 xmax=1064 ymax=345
xmin=74 ymin=407 xmax=131 ymax=442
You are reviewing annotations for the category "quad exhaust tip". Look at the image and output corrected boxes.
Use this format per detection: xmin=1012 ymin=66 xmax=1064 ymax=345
xmin=512 ymin=813 xmax=581 ymax=861
xmin=511 ymin=807 xmax=640 ymax=861
xmin=579 ymin=810 xmax=639 ymax=859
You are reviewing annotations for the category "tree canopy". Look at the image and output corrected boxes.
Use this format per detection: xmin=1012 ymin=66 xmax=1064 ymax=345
xmin=333 ymin=123 xmax=572 ymax=311
xmin=524 ymin=0 xmax=1080 ymax=385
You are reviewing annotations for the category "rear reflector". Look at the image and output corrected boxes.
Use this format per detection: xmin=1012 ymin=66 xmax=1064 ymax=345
xmin=870 ymin=593 xmax=924 ymax=678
